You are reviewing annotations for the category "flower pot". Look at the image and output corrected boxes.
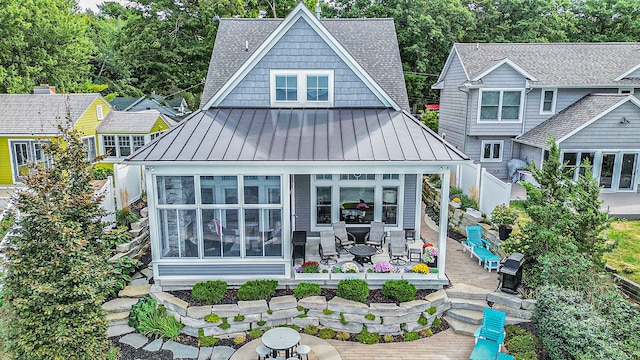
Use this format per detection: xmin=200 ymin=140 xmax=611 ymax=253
xmin=426 ymin=256 xmax=438 ymax=269
xmin=450 ymin=201 xmax=461 ymax=209
xmin=498 ymin=225 xmax=513 ymax=241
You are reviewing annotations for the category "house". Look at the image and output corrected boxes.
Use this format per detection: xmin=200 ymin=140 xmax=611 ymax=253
xmin=0 ymin=87 xmax=175 ymax=185
xmin=125 ymin=3 xmax=469 ymax=287
xmin=434 ymin=43 xmax=640 ymax=192
xmin=111 ymin=96 xmax=192 ymax=122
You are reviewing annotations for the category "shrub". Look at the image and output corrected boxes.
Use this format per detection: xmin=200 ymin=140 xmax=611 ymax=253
xmin=505 ymin=332 xmax=540 ymax=360
xmin=323 ymin=309 xmax=335 ymax=315
xmin=116 ymin=206 xmax=140 ymax=230
xmin=403 ymin=331 xmax=419 ymax=341
xmin=197 ymin=328 xmax=220 ymax=347
xmin=383 ymin=334 xmax=395 ymax=343
xmin=129 ymin=297 xmax=184 ymax=340
xmin=431 ymin=318 xmax=441 ymax=328
xmin=336 ymin=279 xmax=369 ymax=303
xmin=104 ymin=255 xmax=138 ymax=297
xmin=256 ymin=320 xmax=266 ymax=326
xmin=490 ymin=203 xmax=519 ymax=227
xmin=238 ymin=279 xmax=278 ymax=301
xmin=336 ymin=331 xmax=351 ymax=341
xmin=420 ymin=328 xmax=433 ymax=337
xmin=382 ymin=280 xmax=416 ymax=303
xmin=294 ymin=282 xmax=321 ymax=299
xmin=425 ymin=307 xmax=436 ymax=315
xmin=100 ymin=226 xmax=132 ymax=251
xmin=318 ymin=328 xmax=335 ymax=339
xmin=356 ymin=327 xmax=380 ymax=344
xmin=234 ymin=314 xmax=245 ymax=322
xmin=93 ymin=167 xmax=114 ymax=180
xmin=191 ymin=280 xmax=228 ymax=305
xmin=417 ymin=314 xmax=428 ymax=326
xmin=248 ymin=328 xmax=263 ymax=339
xmin=219 ymin=319 xmax=230 ymax=330
xmin=304 ymin=325 xmax=318 ymax=335
xmin=205 ymin=313 xmax=221 ymax=323
xmin=364 ymin=313 xmax=375 ymax=321
xmin=233 ymin=335 xmax=246 ymax=345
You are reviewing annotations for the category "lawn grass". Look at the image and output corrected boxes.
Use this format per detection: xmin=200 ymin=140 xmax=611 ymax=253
xmin=605 ymin=219 xmax=640 ymax=284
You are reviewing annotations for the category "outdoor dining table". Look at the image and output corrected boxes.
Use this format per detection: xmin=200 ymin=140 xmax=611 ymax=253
xmin=348 ymin=244 xmax=377 ymax=265
xmin=261 ymin=327 xmax=301 ymax=358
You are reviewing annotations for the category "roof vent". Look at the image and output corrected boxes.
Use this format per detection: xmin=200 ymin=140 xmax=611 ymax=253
xmin=245 ymin=40 xmax=249 ymax=52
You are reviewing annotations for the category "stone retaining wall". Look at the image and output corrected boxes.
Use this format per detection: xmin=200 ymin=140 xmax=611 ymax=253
xmin=150 ymin=290 xmax=450 ymax=339
xmin=108 ymin=208 xmax=150 ymax=263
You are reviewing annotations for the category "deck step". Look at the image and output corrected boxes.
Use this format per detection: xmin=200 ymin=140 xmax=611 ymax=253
xmin=449 ymin=298 xmax=489 ymax=312
xmin=445 ymin=309 xmax=483 ymax=325
xmin=445 ymin=283 xmax=490 ymax=301
xmin=444 ymin=316 xmax=478 ymax=337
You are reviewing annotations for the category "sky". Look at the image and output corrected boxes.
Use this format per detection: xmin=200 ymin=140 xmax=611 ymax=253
xmin=77 ymin=0 xmax=130 ymax=13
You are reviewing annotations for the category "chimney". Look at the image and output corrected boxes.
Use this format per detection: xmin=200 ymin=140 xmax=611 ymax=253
xmin=33 ymin=84 xmax=56 ymax=94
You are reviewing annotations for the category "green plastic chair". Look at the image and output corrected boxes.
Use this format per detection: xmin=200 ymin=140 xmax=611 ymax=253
xmin=469 ymin=338 xmax=500 ymax=360
xmin=474 ymin=308 xmax=506 ymax=350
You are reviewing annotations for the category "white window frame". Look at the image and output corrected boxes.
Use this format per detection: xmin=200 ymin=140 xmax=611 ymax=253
xmin=539 ymin=88 xmax=557 ymax=114
xmin=310 ymin=174 xmax=404 ymax=230
xmin=477 ymin=89 xmax=524 ymax=123
xmin=82 ymin=136 xmax=97 ymax=162
xmin=101 ymin=134 xmax=146 ymax=159
xmin=480 ymin=140 xmax=504 ymax=162
xmin=270 ymin=69 xmax=334 ymax=107
xmin=96 ymin=105 xmax=104 ymax=120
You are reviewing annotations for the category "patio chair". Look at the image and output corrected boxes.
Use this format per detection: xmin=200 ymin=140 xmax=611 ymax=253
xmin=462 ymin=225 xmax=491 ymax=257
xmin=469 ymin=338 xmax=500 ymax=360
xmin=388 ymin=230 xmax=408 ymax=265
xmin=474 ymin=308 xmax=506 ymax=351
xmin=332 ymin=221 xmax=356 ymax=252
xmin=365 ymin=221 xmax=385 ymax=252
xmin=496 ymin=353 xmax=515 ymax=360
xmin=319 ymin=230 xmax=339 ymax=264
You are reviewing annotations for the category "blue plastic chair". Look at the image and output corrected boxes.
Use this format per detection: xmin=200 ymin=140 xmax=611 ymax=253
xmin=469 ymin=338 xmax=500 ymax=360
xmin=474 ymin=308 xmax=506 ymax=350
xmin=462 ymin=225 xmax=490 ymax=256
xmin=496 ymin=353 xmax=515 ymax=360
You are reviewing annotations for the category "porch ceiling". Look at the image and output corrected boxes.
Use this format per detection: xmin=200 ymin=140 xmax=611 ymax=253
xmin=126 ymin=108 xmax=468 ymax=163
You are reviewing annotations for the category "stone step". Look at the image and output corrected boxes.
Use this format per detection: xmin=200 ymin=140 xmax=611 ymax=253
xmin=445 ymin=283 xmax=490 ymax=301
xmin=445 ymin=309 xmax=483 ymax=325
xmin=118 ymin=284 xmax=151 ymax=298
xmin=102 ymin=297 xmax=139 ymax=314
xmin=449 ymin=298 xmax=488 ymax=312
xmin=444 ymin=316 xmax=478 ymax=337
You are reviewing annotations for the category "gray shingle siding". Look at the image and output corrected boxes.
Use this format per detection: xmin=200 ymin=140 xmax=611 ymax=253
xmin=465 ymin=136 xmax=514 ymax=179
xmin=515 ymin=144 xmax=542 ymax=167
xmin=294 ymin=174 xmax=311 ymax=232
xmin=560 ymin=101 xmax=640 ymax=149
xmin=476 ymin=63 xmax=528 ymax=88
xmin=402 ymin=174 xmax=417 ymax=230
xmin=219 ymin=19 xmax=383 ymax=108
xmin=437 ymin=54 xmax=468 ymax=151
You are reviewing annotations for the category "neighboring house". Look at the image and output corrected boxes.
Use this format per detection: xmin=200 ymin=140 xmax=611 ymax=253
xmin=111 ymin=96 xmax=192 ymax=122
xmin=434 ymin=43 xmax=640 ymax=192
xmin=0 ymin=87 xmax=176 ymax=185
xmin=125 ymin=3 xmax=469 ymax=287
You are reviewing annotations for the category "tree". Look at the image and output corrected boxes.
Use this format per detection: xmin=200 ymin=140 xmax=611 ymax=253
xmin=0 ymin=0 xmax=94 ymax=93
xmin=1 ymin=101 xmax=114 ymax=359
xmin=502 ymin=139 xmax=612 ymax=278
xmin=567 ymin=0 xmax=640 ymax=42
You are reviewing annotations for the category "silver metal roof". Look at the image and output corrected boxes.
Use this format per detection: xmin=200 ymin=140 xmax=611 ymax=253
xmin=126 ymin=108 xmax=468 ymax=163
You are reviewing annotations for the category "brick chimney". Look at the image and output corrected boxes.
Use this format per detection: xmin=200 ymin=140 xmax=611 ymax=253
xmin=33 ymin=84 xmax=56 ymax=94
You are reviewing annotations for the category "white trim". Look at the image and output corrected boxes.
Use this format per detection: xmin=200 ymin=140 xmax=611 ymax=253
xmin=204 ymin=3 xmax=399 ymax=110
xmin=614 ymin=62 xmax=640 ymax=81
xmin=480 ymin=140 xmax=504 ymax=163
xmin=618 ymin=88 xmax=635 ymax=94
xmin=558 ymin=95 xmax=640 ymax=143
xmin=81 ymin=135 xmax=97 ymax=162
xmin=101 ymin=134 xmax=147 ymax=159
xmin=539 ymin=88 xmax=557 ymax=115
xmin=96 ymin=105 xmax=104 ymax=120
xmin=472 ymin=58 xmax=538 ymax=82
xmin=269 ymin=69 xmax=334 ymax=107
xmin=432 ymin=46 xmax=470 ymax=89
xmin=477 ymin=89 xmax=524 ymax=123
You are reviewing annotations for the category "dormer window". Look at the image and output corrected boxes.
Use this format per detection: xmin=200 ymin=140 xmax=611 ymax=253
xmin=270 ymin=70 xmax=333 ymax=107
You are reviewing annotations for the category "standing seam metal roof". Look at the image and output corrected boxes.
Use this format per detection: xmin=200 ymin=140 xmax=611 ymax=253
xmin=126 ymin=108 xmax=468 ymax=162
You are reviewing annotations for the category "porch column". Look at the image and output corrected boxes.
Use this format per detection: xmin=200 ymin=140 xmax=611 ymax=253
xmin=437 ymin=168 xmax=450 ymax=279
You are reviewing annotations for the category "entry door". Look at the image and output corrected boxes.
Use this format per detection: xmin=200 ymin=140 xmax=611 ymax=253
xmin=618 ymin=153 xmax=637 ymax=191
xmin=12 ymin=142 xmax=29 ymax=183
xmin=599 ymin=153 xmax=616 ymax=190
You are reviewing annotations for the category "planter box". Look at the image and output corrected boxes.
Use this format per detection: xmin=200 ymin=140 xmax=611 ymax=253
xmin=294 ymin=273 xmax=330 ymax=281
xmin=330 ymin=272 xmax=366 ymax=280
xmin=402 ymin=273 xmax=429 ymax=280
xmin=366 ymin=273 xmax=404 ymax=280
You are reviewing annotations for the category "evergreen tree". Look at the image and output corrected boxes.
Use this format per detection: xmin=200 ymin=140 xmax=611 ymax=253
xmin=2 ymin=102 xmax=113 ymax=359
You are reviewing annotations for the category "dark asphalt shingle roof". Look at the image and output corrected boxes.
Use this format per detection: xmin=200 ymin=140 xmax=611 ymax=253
xmin=200 ymin=17 xmax=409 ymax=110
xmin=95 ymin=110 xmax=176 ymax=133
xmin=126 ymin=108 xmax=467 ymax=162
xmin=0 ymin=94 xmax=100 ymax=135
xmin=516 ymin=94 xmax=631 ymax=148
xmin=454 ymin=43 xmax=640 ymax=86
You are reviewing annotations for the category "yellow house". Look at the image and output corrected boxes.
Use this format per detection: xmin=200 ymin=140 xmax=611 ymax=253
xmin=0 ymin=90 xmax=175 ymax=185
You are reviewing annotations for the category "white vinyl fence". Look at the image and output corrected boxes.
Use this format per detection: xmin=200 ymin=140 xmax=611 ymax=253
xmin=454 ymin=163 xmax=512 ymax=216
xmin=114 ymin=164 xmax=143 ymax=209
xmin=97 ymin=176 xmax=116 ymax=226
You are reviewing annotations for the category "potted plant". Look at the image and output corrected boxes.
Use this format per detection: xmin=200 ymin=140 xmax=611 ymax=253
xmin=422 ymin=243 xmax=438 ymax=268
xmin=450 ymin=197 xmax=461 ymax=208
xmin=490 ymin=204 xmax=518 ymax=240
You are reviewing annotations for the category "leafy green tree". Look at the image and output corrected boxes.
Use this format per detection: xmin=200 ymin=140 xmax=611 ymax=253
xmin=0 ymin=0 xmax=94 ymax=93
xmin=567 ymin=0 xmax=640 ymax=42
xmin=502 ymin=139 xmax=612 ymax=278
xmin=1 ymin=106 xmax=114 ymax=359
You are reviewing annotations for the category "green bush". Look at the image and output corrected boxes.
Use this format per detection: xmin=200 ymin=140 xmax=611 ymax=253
xmin=425 ymin=306 xmax=436 ymax=315
xmin=293 ymin=282 xmax=321 ymax=299
xmin=100 ymin=226 xmax=132 ymax=252
xmin=219 ymin=318 xmax=230 ymax=330
xmin=382 ymin=280 xmax=416 ymax=303
xmin=93 ymin=167 xmax=114 ymax=180
xmin=197 ymin=328 xmax=220 ymax=347
xmin=129 ymin=296 xmax=184 ymax=340
xmin=191 ymin=280 xmax=228 ymax=304
xmin=238 ymin=279 xmax=278 ymax=301
xmin=105 ymin=255 xmax=138 ymax=297
xmin=248 ymin=328 xmax=263 ymax=339
xmin=318 ymin=328 xmax=335 ymax=339
xmin=336 ymin=279 xmax=369 ymax=303
xmin=205 ymin=313 xmax=221 ymax=323
xmin=356 ymin=327 xmax=380 ymax=344
xmin=304 ymin=325 xmax=318 ymax=335
xmin=535 ymin=285 xmax=630 ymax=359
xmin=116 ymin=206 xmax=140 ymax=230
xmin=403 ymin=331 xmax=419 ymax=341
xmin=431 ymin=318 xmax=441 ymax=328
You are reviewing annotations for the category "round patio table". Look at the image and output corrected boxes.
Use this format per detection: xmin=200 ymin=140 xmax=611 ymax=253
xmin=261 ymin=327 xmax=301 ymax=358
xmin=348 ymin=244 xmax=377 ymax=265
